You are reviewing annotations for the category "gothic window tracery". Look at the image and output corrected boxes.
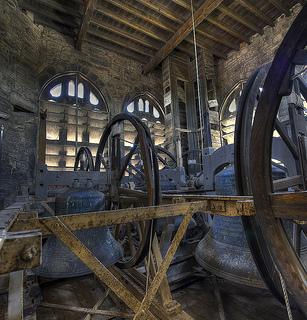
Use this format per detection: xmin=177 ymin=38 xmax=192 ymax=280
xmin=39 ymin=72 xmax=109 ymax=171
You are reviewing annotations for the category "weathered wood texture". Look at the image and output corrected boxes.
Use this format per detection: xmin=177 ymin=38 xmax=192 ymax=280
xmin=19 ymin=0 xmax=303 ymax=66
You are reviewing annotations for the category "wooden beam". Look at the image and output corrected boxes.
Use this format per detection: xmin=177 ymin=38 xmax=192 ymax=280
xmin=218 ymin=4 xmax=264 ymax=34
xmin=267 ymin=0 xmax=291 ymax=16
xmin=76 ymin=0 xmax=96 ymax=50
xmin=102 ymin=0 xmax=176 ymax=33
xmin=95 ymin=5 xmax=165 ymax=42
xmin=236 ymin=0 xmax=274 ymax=27
xmin=134 ymin=0 xmax=182 ymax=23
xmin=103 ymin=0 xmax=235 ymax=51
xmin=206 ymin=16 xmax=250 ymax=43
xmin=198 ymin=28 xmax=240 ymax=50
xmin=95 ymin=6 xmax=197 ymax=57
xmin=90 ymin=16 xmax=160 ymax=50
xmin=136 ymin=0 xmax=250 ymax=46
xmin=88 ymin=27 xmax=155 ymax=57
xmin=85 ymin=36 xmax=148 ymax=64
xmin=169 ymin=0 xmax=250 ymax=43
xmin=102 ymin=0 xmax=232 ymax=58
xmin=171 ymin=0 xmax=190 ymax=10
xmin=143 ymin=0 xmax=223 ymax=74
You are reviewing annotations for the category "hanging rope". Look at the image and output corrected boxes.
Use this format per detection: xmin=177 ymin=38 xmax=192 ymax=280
xmin=190 ymin=0 xmax=205 ymax=154
xmin=278 ymin=269 xmax=294 ymax=320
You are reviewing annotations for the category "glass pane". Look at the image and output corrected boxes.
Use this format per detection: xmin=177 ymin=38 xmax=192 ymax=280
xmin=127 ymin=102 xmax=134 ymax=113
xmin=138 ymin=98 xmax=144 ymax=111
xmin=153 ymin=107 xmax=160 ymax=118
xmin=145 ymin=100 xmax=149 ymax=113
xmin=50 ymin=83 xmax=62 ymax=97
xmin=68 ymin=80 xmax=75 ymax=96
xmin=228 ymin=99 xmax=237 ymax=112
xmin=90 ymin=91 xmax=99 ymax=105
xmin=78 ymin=83 xmax=84 ymax=98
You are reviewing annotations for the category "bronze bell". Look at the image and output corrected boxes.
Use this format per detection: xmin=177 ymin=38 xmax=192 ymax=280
xmin=195 ymin=165 xmax=286 ymax=287
xmin=35 ymin=180 xmax=123 ymax=278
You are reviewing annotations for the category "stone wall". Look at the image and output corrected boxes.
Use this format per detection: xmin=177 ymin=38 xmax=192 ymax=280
xmin=216 ymin=4 xmax=303 ymax=104
xmin=0 ymin=1 xmax=162 ymax=207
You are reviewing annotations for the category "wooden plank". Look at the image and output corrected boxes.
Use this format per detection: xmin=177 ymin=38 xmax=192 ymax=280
xmin=206 ymin=17 xmax=250 ymax=43
xmin=273 ymin=175 xmax=302 ymax=191
xmin=198 ymin=28 xmax=239 ymax=50
xmin=138 ymin=0 xmax=249 ymax=43
xmin=90 ymin=16 xmax=160 ymax=50
xmin=101 ymin=0 xmax=176 ymax=33
xmin=143 ymin=0 xmax=223 ymax=74
xmin=133 ymin=210 xmax=194 ymax=319
xmin=87 ymin=28 xmax=155 ymax=57
xmin=218 ymin=4 xmax=263 ymax=34
xmin=85 ymin=36 xmax=148 ymax=64
xmin=0 ymin=231 xmax=41 ymax=274
xmin=267 ymin=0 xmax=290 ymax=16
xmin=94 ymin=7 xmax=194 ymax=57
xmin=11 ymin=199 xmax=255 ymax=236
xmin=82 ymin=289 xmax=111 ymax=320
xmin=95 ymin=5 xmax=167 ymax=42
xmin=116 ymin=0 xmax=226 ymax=59
xmin=76 ymin=0 xmax=96 ymax=50
xmin=270 ymin=191 xmax=307 ymax=220
xmin=40 ymin=302 xmax=132 ymax=318
xmin=101 ymin=0 xmax=238 ymax=51
xmin=236 ymin=0 xmax=274 ymax=26
xmin=8 ymin=271 xmax=23 ymax=320
xmin=40 ymin=217 xmax=156 ymax=319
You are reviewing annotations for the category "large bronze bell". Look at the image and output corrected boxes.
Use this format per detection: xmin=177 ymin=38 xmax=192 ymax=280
xmin=195 ymin=165 xmax=286 ymax=287
xmin=35 ymin=180 xmax=123 ymax=278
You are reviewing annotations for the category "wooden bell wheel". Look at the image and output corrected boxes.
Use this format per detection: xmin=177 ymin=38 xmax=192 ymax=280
xmin=95 ymin=113 xmax=160 ymax=269
xmin=155 ymin=146 xmax=177 ymax=169
xmin=74 ymin=146 xmax=94 ymax=171
xmin=234 ymin=63 xmax=287 ymax=303
xmin=127 ymin=145 xmax=177 ymax=172
xmin=249 ymin=5 xmax=307 ymax=315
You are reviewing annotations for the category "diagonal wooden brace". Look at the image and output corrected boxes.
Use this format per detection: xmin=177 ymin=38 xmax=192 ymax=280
xmin=133 ymin=204 xmax=196 ymax=320
xmin=41 ymin=217 xmax=157 ymax=320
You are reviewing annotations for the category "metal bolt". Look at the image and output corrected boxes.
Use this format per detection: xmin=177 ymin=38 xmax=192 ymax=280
xmin=21 ymin=245 xmax=38 ymax=262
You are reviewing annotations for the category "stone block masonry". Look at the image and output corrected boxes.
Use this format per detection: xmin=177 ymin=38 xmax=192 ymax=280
xmin=217 ymin=4 xmax=303 ymax=103
xmin=0 ymin=1 xmax=162 ymax=207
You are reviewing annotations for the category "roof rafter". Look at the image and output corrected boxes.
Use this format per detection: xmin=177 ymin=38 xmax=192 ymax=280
xmin=218 ymin=4 xmax=263 ymax=34
xmin=236 ymin=0 xmax=274 ymax=27
xmin=101 ymin=0 xmax=237 ymax=51
xmin=90 ymin=16 xmax=160 ymax=50
xmin=267 ymin=0 xmax=291 ymax=16
xmin=86 ymin=36 xmax=148 ymax=63
xmin=143 ymin=0 xmax=223 ymax=74
xmin=88 ymin=27 xmax=155 ymax=57
xmin=95 ymin=5 xmax=199 ymax=57
xmin=76 ymin=0 xmax=96 ymax=50
xmin=136 ymin=0 xmax=250 ymax=44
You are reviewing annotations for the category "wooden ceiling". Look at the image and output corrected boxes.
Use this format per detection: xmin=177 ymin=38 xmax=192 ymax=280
xmin=19 ymin=0 xmax=304 ymax=73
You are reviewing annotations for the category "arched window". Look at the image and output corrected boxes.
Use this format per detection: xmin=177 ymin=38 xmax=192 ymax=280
xmin=220 ymin=81 xmax=245 ymax=145
xmin=123 ymin=93 xmax=165 ymax=147
xmin=39 ymin=72 xmax=109 ymax=171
